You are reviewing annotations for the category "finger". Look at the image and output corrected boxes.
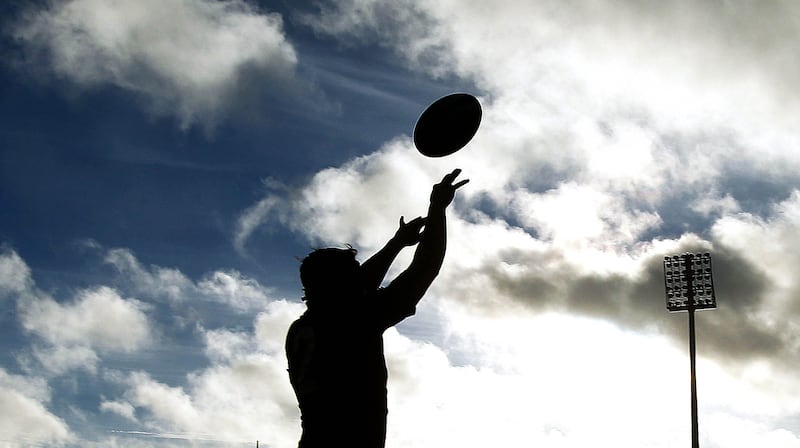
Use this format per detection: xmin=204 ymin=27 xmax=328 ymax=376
xmin=453 ymin=179 xmax=470 ymax=190
xmin=408 ymin=216 xmax=426 ymax=226
xmin=442 ymin=168 xmax=462 ymax=185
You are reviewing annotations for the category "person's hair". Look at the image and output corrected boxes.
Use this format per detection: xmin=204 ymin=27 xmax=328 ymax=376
xmin=299 ymin=246 xmax=358 ymax=301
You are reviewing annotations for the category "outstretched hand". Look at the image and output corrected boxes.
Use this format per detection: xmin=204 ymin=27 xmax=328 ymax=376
xmin=430 ymin=169 xmax=469 ymax=208
xmin=393 ymin=216 xmax=426 ymax=246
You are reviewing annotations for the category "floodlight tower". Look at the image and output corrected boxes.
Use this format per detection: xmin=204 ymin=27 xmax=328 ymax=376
xmin=663 ymin=252 xmax=717 ymax=448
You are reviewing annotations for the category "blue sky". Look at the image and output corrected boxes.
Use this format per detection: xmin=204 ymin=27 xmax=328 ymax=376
xmin=0 ymin=0 xmax=463 ymax=291
xmin=2 ymin=1 xmax=800 ymax=447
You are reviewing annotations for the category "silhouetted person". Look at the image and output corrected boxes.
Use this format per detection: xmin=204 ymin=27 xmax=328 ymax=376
xmin=286 ymin=169 xmax=468 ymax=448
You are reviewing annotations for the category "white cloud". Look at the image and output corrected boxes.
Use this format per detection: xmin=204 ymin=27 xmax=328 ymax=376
xmin=383 ymin=315 xmax=686 ymax=448
xmin=234 ymin=196 xmax=280 ymax=254
xmin=712 ymin=190 xmax=800 ymax=310
xmin=133 ymin=299 xmax=798 ymax=448
xmin=197 ymin=270 xmax=273 ymax=312
xmin=305 ymin=0 xmax=800 ymax=183
xmin=0 ymin=248 xmax=33 ymax=299
xmin=100 ymin=400 xmax=138 ymax=422
xmin=21 ymin=286 xmax=152 ymax=352
xmin=0 ymin=369 xmax=50 ymax=404
xmin=203 ymin=300 xmax=303 ymax=362
xmin=705 ymin=413 xmax=800 ymax=448
xmin=30 ymin=345 xmax=101 ymax=376
xmin=254 ymin=300 xmax=306 ymax=354
xmin=691 ymin=192 xmax=741 ymax=218
xmin=115 ymin=299 xmax=304 ymax=447
xmin=300 ymin=0 xmax=452 ymax=75
xmin=0 ymin=369 xmax=73 ymax=446
xmin=12 ymin=0 xmax=299 ymax=130
xmin=103 ymin=246 xmax=278 ymax=312
xmin=1 ymin=249 xmax=155 ymax=375
xmin=1 ymin=247 xmax=301 ymax=444
xmin=105 ymin=248 xmax=193 ymax=302
xmin=234 ymin=140 xmax=458 ymax=251
xmin=19 ymin=286 xmax=152 ymax=374
xmin=203 ymin=328 xmax=254 ymax=364
xmin=383 ymin=310 xmax=800 ymax=448
xmin=93 ymin=296 xmax=800 ymax=448
xmin=509 ymin=182 xmax=662 ymax=248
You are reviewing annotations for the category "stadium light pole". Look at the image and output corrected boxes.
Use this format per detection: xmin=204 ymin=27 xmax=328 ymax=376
xmin=663 ymin=252 xmax=717 ymax=448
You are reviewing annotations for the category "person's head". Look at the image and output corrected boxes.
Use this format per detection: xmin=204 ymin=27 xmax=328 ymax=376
xmin=300 ymin=247 xmax=361 ymax=305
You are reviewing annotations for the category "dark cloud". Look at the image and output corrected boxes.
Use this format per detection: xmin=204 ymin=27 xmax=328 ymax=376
xmin=467 ymin=239 xmax=795 ymax=371
xmin=632 ymin=244 xmax=788 ymax=365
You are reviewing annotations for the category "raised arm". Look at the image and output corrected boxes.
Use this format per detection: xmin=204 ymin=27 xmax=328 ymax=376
xmin=359 ymin=216 xmax=426 ymax=292
xmin=387 ymin=169 xmax=468 ymax=304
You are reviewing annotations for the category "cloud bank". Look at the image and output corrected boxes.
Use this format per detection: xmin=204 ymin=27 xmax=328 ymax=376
xmin=0 ymin=369 xmax=73 ymax=446
xmin=231 ymin=2 xmax=800 ymax=445
xmin=1 ymin=246 xmax=298 ymax=446
xmin=11 ymin=0 xmax=299 ymax=130
xmin=235 ymin=0 xmax=800 ymax=371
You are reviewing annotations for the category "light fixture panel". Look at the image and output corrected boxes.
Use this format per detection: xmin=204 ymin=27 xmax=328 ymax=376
xmin=664 ymin=252 xmax=717 ymax=312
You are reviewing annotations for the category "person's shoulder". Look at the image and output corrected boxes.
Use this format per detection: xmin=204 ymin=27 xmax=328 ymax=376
xmin=287 ymin=312 xmax=314 ymax=338
xmin=286 ymin=314 xmax=317 ymax=358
